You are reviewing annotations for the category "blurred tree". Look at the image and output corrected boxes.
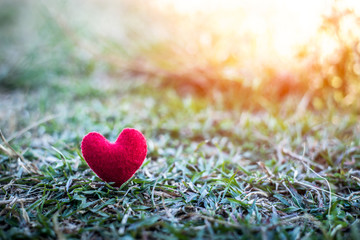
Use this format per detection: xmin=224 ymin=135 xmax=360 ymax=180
xmin=307 ymin=5 xmax=360 ymax=107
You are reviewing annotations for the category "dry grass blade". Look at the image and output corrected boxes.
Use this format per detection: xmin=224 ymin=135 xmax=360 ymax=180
xmin=348 ymin=191 xmax=360 ymax=201
xmin=294 ymin=180 xmax=347 ymax=200
xmin=0 ymin=130 xmax=39 ymax=174
xmin=282 ymin=148 xmax=325 ymax=170
xmin=0 ymin=143 xmax=17 ymax=158
xmin=0 ymin=197 xmax=37 ymax=205
xmin=0 ymin=130 xmax=26 ymax=162
xmin=7 ymin=114 xmax=58 ymax=142
xmin=351 ymin=176 xmax=360 ymax=183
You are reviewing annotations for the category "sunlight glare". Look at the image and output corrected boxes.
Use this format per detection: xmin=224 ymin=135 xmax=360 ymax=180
xmin=156 ymin=0 xmax=360 ymax=61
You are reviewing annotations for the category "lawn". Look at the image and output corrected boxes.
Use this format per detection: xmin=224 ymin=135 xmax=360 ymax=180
xmin=1 ymin=1 xmax=360 ymax=240
xmin=1 ymin=78 xmax=360 ymax=239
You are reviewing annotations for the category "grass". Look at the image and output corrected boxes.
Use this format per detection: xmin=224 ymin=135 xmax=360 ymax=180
xmin=1 ymin=1 xmax=360 ymax=239
xmin=1 ymin=79 xmax=360 ymax=239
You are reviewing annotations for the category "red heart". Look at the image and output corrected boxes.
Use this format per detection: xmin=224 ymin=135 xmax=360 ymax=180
xmin=81 ymin=128 xmax=147 ymax=187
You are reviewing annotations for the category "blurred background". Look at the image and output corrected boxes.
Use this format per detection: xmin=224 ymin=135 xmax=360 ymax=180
xmin=1 ymin=0 xmax=360 ymax=111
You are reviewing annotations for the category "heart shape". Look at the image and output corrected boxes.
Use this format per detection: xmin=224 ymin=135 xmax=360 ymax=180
xmin=81 ymin=128 xmax=147 ymax=187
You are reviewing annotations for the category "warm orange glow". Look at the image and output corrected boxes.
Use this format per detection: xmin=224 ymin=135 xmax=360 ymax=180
xmin=156 ymin=0 xmax=360 ymax=61
xmin=64 ymin=0 xmax=360 ymax=97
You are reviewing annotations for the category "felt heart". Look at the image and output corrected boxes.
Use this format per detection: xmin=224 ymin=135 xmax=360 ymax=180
xmin=81 ymin=128 xmax=147 ymax=187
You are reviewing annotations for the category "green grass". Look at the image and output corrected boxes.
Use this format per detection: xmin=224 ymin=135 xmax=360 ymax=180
xmin=1 ymin=1 xmax=360 ymax=239
xmin=1 ymin=80 xmax=360 ymax=239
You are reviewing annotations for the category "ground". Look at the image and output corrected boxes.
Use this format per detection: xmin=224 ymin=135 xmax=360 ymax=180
xmin=1 ymin=1 xmax=360 ymax=239
xmin=0 ymin=77 xmax=360 ymax=240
